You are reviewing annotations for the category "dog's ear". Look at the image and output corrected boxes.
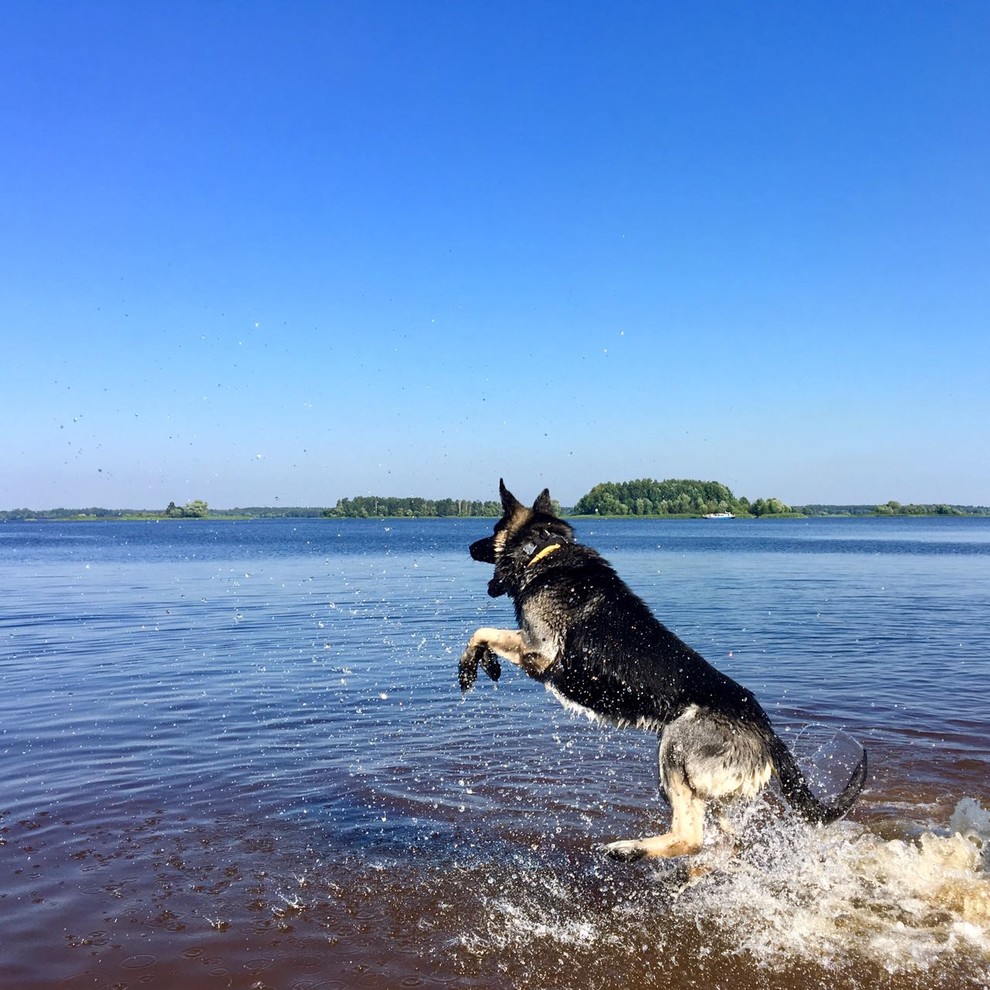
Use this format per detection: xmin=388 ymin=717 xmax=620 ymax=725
xmin=533 ymin=488 xmax=554 ymax=515
xmin=499 ymin=479 xmax=522 ymax=514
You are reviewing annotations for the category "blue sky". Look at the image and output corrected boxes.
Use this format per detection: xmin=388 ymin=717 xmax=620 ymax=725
xmin=2 ymin=1 xmax=988 ymax=509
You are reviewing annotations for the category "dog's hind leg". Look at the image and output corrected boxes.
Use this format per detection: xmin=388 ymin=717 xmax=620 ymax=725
xmin=600 ymin=769 xmax=705 ymax=861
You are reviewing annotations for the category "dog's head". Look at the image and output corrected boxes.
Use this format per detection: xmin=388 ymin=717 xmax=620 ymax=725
xmin=469 ymin=479 xmax=575 ymax=597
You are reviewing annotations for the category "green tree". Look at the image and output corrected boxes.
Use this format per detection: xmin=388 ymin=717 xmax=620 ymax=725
xmin=164 ymin=500 xmax=208 ymax=518
xmin=573 ymin=478 xmax=790 ymax=516
xmin=750 ymin=496 xmax=791 ymax=516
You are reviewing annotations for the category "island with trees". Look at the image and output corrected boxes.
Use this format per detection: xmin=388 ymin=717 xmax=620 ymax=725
xmin=165 ymin=500 xmax=210 ymax=518
xmin=571 ymin=479 xmax=791 ymax=517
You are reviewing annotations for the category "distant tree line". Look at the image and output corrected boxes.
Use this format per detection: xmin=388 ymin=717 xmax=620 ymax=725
xmin=571 ymin=478 xmax=793 ymax=517
xmin=0 ymin=502 xmax=337 ymax=522
xmin=793 ymin=502 xmax=989 ymax=517
xmin=792 ymin=504 xmax=880 ymax=517
xmin=0 ymin=506 xmax=152 ymax=521
xmin=2 ymin=490 xmax=988 ymax=522
xmin=873 ymin=500 xmax=981 ymax=516
xmin=218 ymin=506 xmax=328 ymax=518
xmin=323 ymin=496 xmax=503 ymax=518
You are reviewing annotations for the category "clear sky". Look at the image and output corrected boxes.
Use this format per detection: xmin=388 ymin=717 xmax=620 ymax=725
xmin=3 ymin=1 xmax=988 ymax=510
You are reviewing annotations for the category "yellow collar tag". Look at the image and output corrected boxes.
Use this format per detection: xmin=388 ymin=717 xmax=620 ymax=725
xmin=528 ymin=543 xmax=562 ymax=567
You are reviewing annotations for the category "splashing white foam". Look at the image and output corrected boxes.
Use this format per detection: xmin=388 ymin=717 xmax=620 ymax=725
xmin=461 ymin=869 xmax=635 ymax=957
xmin=671 ymin=797 xmax=990 ymax=973
xmin=462 ymin=798 xmax=990 ymax=982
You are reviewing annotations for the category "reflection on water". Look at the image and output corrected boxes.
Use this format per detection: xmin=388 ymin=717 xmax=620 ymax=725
xmin=1 ymin=516 xmax=988 ymax=988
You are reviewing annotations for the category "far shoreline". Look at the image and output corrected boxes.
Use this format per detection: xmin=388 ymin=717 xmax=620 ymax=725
xmin=3 ymin=508 xmax=989 ymax=523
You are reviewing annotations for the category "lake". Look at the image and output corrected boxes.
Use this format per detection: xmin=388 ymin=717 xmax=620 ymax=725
xmin=1 ymin=515 xmax=988 ymax=989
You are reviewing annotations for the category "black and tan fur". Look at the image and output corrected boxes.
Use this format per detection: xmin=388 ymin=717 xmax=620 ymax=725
xmin=459 ymin=481 xmax=867 ymax=861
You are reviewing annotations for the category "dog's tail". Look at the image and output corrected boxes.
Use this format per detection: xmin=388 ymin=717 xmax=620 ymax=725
xmin=766 ymin=730 xmax=868 ymax=825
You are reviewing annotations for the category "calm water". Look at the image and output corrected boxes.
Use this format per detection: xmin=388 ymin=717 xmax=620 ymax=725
xmin=1 ymin=516 xmax=988 ymax=989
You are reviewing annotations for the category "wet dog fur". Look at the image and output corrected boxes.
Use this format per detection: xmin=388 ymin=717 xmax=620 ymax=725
xmin=458 ymin=481 xmax=867 ymax=861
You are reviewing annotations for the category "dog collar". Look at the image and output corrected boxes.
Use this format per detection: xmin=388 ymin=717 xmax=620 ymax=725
xmin=527 ymin=543 xmax=562 ymax=567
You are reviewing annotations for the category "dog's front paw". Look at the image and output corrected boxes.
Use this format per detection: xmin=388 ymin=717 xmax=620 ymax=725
xmin=479 ymin=648 xmax=501 ymax=683
xmin=598 ymin=839 xmax=648 ymax=862
xmin=458 ymin=646 xmax=480 ymax=692
xmin=458 ymin=644 xmax=501 ymax=693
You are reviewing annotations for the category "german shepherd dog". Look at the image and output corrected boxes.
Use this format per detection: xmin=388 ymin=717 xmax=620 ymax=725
xmin=459 ymin=481 xmax=867 ymax=861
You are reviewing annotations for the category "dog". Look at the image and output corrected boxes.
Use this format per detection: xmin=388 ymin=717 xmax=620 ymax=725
xmin=458 ymin=481 xmax=867 ymax=861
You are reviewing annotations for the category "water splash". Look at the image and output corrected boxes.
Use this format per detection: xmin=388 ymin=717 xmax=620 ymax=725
xmin=460 ymin=798 xmax=990 ymax=985
xmin=683 ymin=800 xmax=989 ymax=971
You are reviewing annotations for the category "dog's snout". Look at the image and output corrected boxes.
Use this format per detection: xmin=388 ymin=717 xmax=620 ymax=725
xmin=469 ymin=537 xmax=496 ymax=563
